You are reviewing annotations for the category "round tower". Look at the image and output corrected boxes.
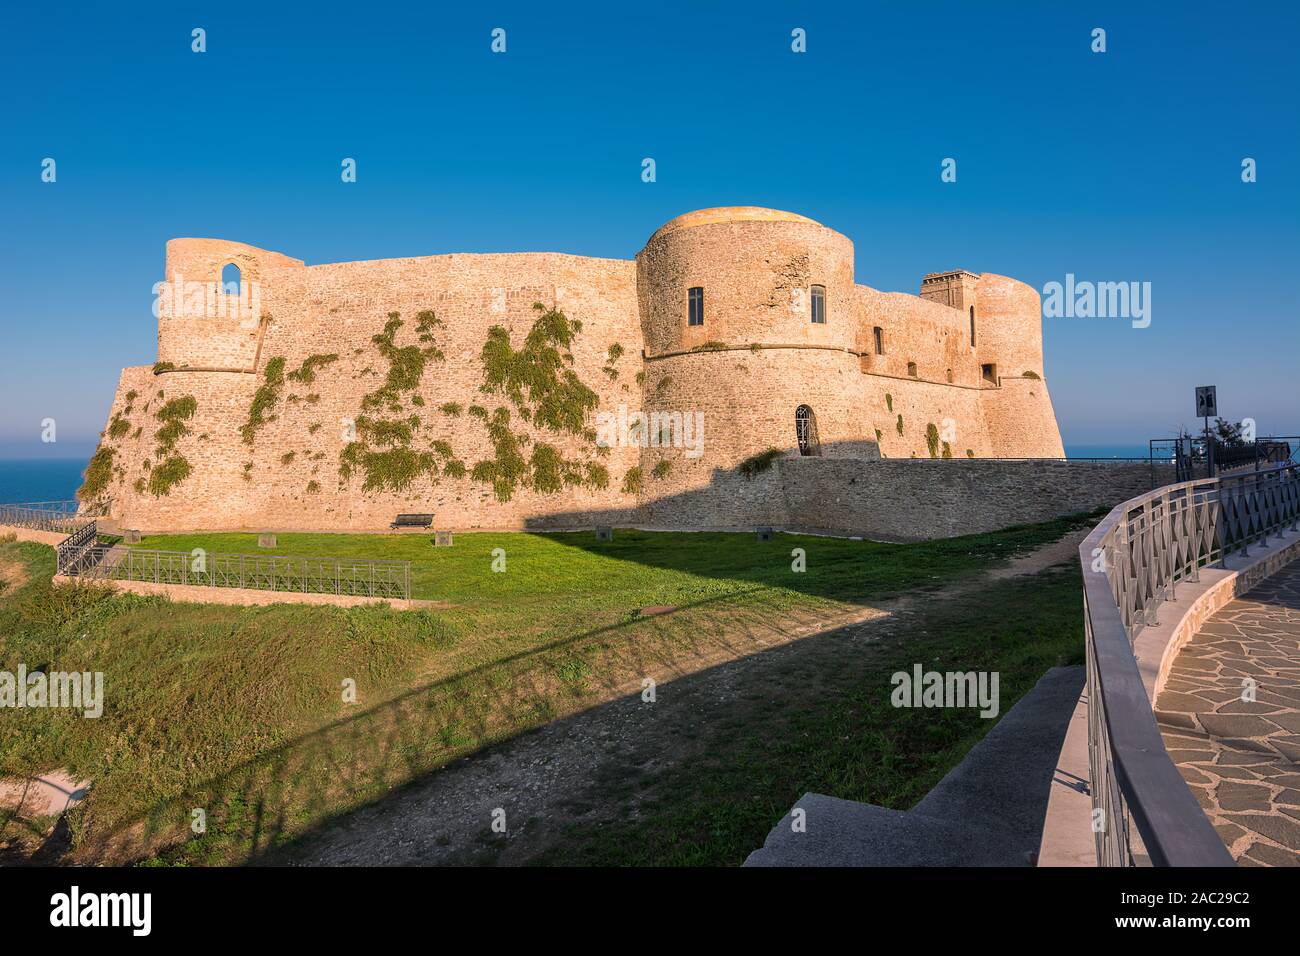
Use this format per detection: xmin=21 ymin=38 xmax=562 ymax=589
xmin=633 ymin=207 xmax=864 ymax=525
xmin=972 ymin=273 xmax=1045 ymax=381
xmin=974 ymin=273 xmax=1065 ymax=457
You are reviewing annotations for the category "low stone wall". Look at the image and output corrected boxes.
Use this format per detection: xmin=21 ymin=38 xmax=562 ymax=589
xmin=776 ymin=459 xmax=1174 ymax=540
xmin=50 ymin=574 xmax=412 ymax=610
xmin=0 ymin=524 xmax=68 ymax=547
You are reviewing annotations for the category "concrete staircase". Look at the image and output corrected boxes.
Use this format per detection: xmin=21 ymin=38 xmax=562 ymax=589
xmin=744 ymin=665 xmax=1084 ymax=866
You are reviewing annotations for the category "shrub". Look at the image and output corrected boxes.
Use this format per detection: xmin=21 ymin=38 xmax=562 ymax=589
xmin=926 ymin=423 xmax=940 ymax=458
xmin=738 ymin=448 xmax=782 ymax=479
xmin=651 ymin=460 xmax=673 ymax=479
xmin=621 ymin=467 xmax=643 ymax=496
xmin=1022 ymin=370 xmax=1041 ymax=380
xmin=885 ymin=393 xmax=893 ymax=412
xmin=895 ymin=414 xmax=904 ymax=436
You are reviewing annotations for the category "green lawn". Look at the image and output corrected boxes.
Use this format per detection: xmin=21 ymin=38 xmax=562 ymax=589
xmin=532 ymin=564 xmax=1087 ymax=866
xmin=0 ymin=516 xmax=1094 ymax=865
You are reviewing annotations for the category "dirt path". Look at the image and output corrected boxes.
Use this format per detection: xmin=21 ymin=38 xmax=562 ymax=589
xmin=265 ymin=531 xmax=1085 ymax=866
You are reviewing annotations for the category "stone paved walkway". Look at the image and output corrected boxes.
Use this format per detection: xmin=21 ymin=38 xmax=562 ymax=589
xmin=1155 ymin=561 xmax=1300 ymax=867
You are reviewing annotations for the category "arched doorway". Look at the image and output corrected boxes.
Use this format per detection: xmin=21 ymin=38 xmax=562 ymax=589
xmin=795 ymin=404 xmax=820 ymax=457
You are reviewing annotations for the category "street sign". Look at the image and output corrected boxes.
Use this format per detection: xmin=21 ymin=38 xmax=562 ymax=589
xmin=1196 ymin=386 xmax=1217 ymax=419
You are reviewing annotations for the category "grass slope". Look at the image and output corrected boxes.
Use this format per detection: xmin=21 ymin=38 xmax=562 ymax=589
xmin=0 ymin=515 xmax=1094 ymax=864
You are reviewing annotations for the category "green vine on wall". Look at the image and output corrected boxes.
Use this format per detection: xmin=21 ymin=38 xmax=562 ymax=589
xmin=287 ymin=353 xmax=340 ymax=385
xmin=241 ymin=357 xmax=286 ymax=444
xmin=470 ymin=304 xmax=606 ymax=501
xmin=148 ymin=395 xmax=198 ymax=496
xmin=78 ymin=447 xmax=115 ymax=503
xmin=338 ymin=311 xmax=450 ymax=492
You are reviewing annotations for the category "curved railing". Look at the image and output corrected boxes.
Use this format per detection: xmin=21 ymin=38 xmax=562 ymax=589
xmin=1079 ymin=462 xmax=1300 ymax=866
xmin=0 ymin=500 xmax=94 ymax=534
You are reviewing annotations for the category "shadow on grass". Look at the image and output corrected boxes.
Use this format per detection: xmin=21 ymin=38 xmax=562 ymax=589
xmin=70 ymin=581 xmax=836 ymax=866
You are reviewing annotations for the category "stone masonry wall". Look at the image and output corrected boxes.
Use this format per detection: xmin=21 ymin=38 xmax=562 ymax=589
xmin=83 ymin=207 xmax=1075 ymax=535
xmin=776 ymin=459 xmax=1175 ymax=541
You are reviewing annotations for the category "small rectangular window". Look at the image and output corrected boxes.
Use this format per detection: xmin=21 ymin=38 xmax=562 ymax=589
xmin=982 ymin=363 xmax=998 ymax=384
xmin=688 ymin=287 xmax=704 ymax=326
xmin=873 ymin=326 xmax=883 ymax=355
xmin=907 ymin=361 xmax=918 ymax=378
xmin=810 ymin=285 xmax=826 ymax=324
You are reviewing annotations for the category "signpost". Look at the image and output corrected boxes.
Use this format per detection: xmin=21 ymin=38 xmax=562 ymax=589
xmin=1196 ymin=386 xmax=1217 ymax=476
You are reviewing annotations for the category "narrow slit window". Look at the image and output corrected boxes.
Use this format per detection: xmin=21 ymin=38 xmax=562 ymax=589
xmin=810 ymin=285 xmax=826 ymax=324
xmin=688 ymin=287 xmax=704 ymax=326
xmin=873 ymin=326 xmax=884 ymax=355
xmin=969 ymin=306 xmax=976 ymax=347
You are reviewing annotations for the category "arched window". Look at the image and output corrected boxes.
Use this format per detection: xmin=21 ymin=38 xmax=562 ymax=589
xmin=969 ymin=306 xmax=976 ymax=347
xmin=221 ymin=263 xmax=242 ymax=296
xmin=946 ymin=368 xmax=954 ymax=383
xmin=795 ymin=404 xmax=820 ymax=457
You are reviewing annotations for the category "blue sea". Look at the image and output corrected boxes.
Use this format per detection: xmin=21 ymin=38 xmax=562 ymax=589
xmin=1063 ymin=444 xmax=1155 ymax=461
xmin=0 ymin=459 xmax=88 ymax=505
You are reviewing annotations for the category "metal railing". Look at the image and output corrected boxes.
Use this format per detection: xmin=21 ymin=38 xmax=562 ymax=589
xmin=0 ymin=500 xmax=94 ymax=534
xmin=1078 ymin=462 xmax=1300 ymax=866
xmin=48 ymin=518 xmax=411 ymax=600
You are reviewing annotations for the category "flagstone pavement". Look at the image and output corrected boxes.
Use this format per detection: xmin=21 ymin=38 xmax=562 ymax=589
xmin=1155 ymin=560 xmax=1300 ymax=866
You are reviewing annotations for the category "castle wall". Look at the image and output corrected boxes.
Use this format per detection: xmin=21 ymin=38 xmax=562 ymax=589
xmin=84 ymin=207 xmax=1073 ymax=536
xmin=98 ymin=253 xmax=648 ymax=532
xmin=777 ymin=459 xmax=1174 ymax=541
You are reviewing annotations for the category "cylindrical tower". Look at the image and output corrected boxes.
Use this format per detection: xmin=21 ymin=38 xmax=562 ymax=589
xmin=974 ymin=273 xmax=1065 ymax=457
xmin=633 ymin=207 xmax=866 ymax=526
xmin=973 ymin=273 xmax=1044 ymax=381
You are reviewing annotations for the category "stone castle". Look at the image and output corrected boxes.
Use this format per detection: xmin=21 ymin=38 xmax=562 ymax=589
xmin=82 ymin=206 xmax=1067 ymax=534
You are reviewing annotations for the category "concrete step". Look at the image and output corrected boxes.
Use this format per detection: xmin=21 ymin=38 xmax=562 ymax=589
xmin=744 ymin=665 xmax=1085 ymax=867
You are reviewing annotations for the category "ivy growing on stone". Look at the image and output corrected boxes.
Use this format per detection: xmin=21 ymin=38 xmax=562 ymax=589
xmin=480 ymin=303 xmax=598 ymax=436
xmin=287 ymin=353 xmax=339 ymax=385
xmin=242 ymin=357 xmax=286 ymax=444
xmin=77 ymin=446 xmax=115 ymax=502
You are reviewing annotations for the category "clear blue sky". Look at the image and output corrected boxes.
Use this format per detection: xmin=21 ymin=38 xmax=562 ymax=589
xmin=2 ymin=0 xmax=1296 ymax=459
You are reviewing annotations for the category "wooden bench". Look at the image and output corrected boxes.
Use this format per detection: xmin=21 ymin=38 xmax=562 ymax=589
xmin=391 ymin=513 xmax=433 ymax=530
